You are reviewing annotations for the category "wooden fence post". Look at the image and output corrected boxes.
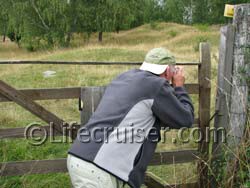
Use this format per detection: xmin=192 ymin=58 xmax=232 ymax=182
xmin=197 ymin=43 xmax=211 ymax=188
xmin=228 ymin=3 xmax=250 ymax=146
xmin=210 ymin=25 xmax=235 ymax=188
xmin=80 ymin=86 xmax=106 ymax=125
xmin=212 ymin=25 xmax=235 ymax=154
xmin=211 ymin=4 xmax=250 ymax=188
xmin=226 ymin=4 xmax=250 ymax=187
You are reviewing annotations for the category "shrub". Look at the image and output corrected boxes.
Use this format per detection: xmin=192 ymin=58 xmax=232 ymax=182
xmin=169 ymin=30 xmax=177 ymax=37
xmin=194 ymin=24 xmax=210 ymax=32
xmin=25 ymin=43 xmax=35 ymax=52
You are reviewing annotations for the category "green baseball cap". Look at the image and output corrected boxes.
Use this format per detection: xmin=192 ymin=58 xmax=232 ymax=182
xmin=140 ymin=47 xmax=176 ymax=75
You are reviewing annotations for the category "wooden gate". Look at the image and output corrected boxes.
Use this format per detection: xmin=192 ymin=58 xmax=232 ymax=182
xmin=0 ymin=42 xmax=211 ymax=188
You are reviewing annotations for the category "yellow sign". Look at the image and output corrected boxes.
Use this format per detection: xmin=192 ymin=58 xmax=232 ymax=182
xmin=224 ymin=4 xmax=234 ymax=18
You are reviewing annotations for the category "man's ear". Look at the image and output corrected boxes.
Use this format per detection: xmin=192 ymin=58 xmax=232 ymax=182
xmin=165 ymin=69 xmax=168 ymax=77
xmin=159 ymin=72 xmax=166 ymax=78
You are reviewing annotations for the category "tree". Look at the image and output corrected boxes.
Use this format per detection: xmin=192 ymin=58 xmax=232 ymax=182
xmin=208 ymin=0 xmax=249 ymax=24
xmin=192 ymin=0 xmax=210 ymax=24
xmin=6 ymin=0 xmax=249 ymax=49
xmin=75 ymin=1 xmax=96 ymax=41
xmin=130 ymin=0 xmax=146 ymax=27
xmin=131 ymin=0 xmax=165 ymax=25
xmin=25 ymin=0 xmax=69 ymax=47
xmin=4 ymin=0 xmax=70 ymax=49
xmin=5 ymin=1 xmax=26 ymax=46
xmin=0 ymin=1 xmax=10 ymax=42
xmin=93 ymin=0 xmax=116 ymax=42
xmin=182 ymin=0 xmax=194 ymax=24
xmin=163 ymin=0 xmax=186 ymax=23
xmin=113 ymin=0 xmax=137 ymax=33
xmin=65 ymin=0 xmax=79 ymax=46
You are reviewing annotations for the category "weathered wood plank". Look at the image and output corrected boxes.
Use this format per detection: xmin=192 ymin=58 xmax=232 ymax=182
xmin=0 ymin=81 xmax=64 ymax=134
xmin=0 ymin=84 xmax=199 ymax=103
xmin=145 ymin=172 xmax=199 ymax=188
xmin=228 ymin=3 xmax=250 ymax=143
xmin=81 ymin=86 xmax=106 ymax=125
xmin=0 ymin=159 xmax=67 ymax=176
xmin=0 ymin=124 xmax=81 ymax=139
xmin=0 ymin=119 xmax=198 ymax=139
xmin=213 ymin=25 xmax=235 ymax=155
xmin=226 ymin=4 xmax=250 ymax=188
xmin=171 ymin=183 xmax=198 ymax=188
xmin=0 ymin=149 xmax=198 ymax=176
xmin=210 ymin=25 xmax=235 ymax=188
xmin=0 ymin=87 xmax=81 ymax=102
xmin=197 ymin=43 xmax=211 ymax=188
xmin=0 ymin=126 xmax=40 ymax=139
xmin=144 ymin=172 xmax=166 ymax=188
xmin=164 ymin=182 xmax=198 ymax=188
xmin=150 ymin=149 xmax=198 ymax=166
xmin=0 ymin=60 xmax=200 ymax=66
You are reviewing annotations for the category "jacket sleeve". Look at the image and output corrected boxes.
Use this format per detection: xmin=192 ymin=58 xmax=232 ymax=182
xmin=151 ymin=81 xmax=194 ymax=129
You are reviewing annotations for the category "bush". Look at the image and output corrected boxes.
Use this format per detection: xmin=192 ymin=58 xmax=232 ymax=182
xmin=194 ymin=24 xmax=210 ymax=32
xmin=7 ymin=32 xmax=21 ymax=45
xmin=168 ymin=30 xmax=177 ymax=37
xmin=25 ymin=44 xmax=35 ymax=52
xmin=22 ymin=38 xmax=39 ymax=52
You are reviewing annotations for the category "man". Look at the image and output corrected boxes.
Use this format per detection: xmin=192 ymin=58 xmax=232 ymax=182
xmin=67 ymin=48 xmax=194 ymax=188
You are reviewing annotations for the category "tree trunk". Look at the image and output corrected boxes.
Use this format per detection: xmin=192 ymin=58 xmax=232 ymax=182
xmin=47 ymin=35 xmax=54 ymax=47
xmin=3 ymin=25 xmax=6 ymax=42
xmin=116 ymin=26 xmax=120 ymax=34
xmin=66 ymin=32 xmax=72 ymax=47
xmin=98 ymin=32 xmax=103 ymax=42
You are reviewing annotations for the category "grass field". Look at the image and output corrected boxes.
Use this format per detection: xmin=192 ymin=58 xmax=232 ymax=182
xmin=0 ymin=22 xmax=221 ymax=187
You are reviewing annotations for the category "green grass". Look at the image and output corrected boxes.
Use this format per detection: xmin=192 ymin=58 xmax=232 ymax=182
xmin=0 ymin=163 xmax=197 ymax=188
xmin=0 ymin=22 xmax=221 ymax=187
xmin=0 ymin=137 xmax=70 ymax=162
xmin=0 ymin=173 xmax=71 ymax=188
xmin=40 ymin=48 xmax=146 ymax=62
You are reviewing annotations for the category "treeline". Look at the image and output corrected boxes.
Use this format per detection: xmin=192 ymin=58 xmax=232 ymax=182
xmin=0 ymin=0 xmax=248 ymax=50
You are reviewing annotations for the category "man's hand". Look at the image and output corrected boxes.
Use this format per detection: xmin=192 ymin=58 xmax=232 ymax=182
xmin=172 ymin=66 xmax=185 ymax=87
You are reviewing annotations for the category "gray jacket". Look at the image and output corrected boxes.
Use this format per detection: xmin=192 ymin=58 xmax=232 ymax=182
xmin=68 ymin=69 xmax=194 ymax=188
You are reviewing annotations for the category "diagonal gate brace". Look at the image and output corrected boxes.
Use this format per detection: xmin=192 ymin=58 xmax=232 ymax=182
xmin=0 ymin=80 xmax=65 ymax=134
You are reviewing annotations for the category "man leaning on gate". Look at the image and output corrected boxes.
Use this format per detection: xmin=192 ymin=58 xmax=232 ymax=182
xmin=67 ymin=48 xmax=194 ymax=188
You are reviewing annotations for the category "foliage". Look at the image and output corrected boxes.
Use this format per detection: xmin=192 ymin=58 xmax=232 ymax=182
xmin=209 ymin=133 xmax=250 ymax=188
xmin=163 ymin=0 xmax=186 ymax=23
xmin=0 ymin=0 xmax=248 ymax=48
xmin=168 ymin=30 xmax=177 ymax=37
xmin=194 ymin=24 xmax=210 ymax=32
xmin=208 ymin=0 xmax=250 ymax=24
